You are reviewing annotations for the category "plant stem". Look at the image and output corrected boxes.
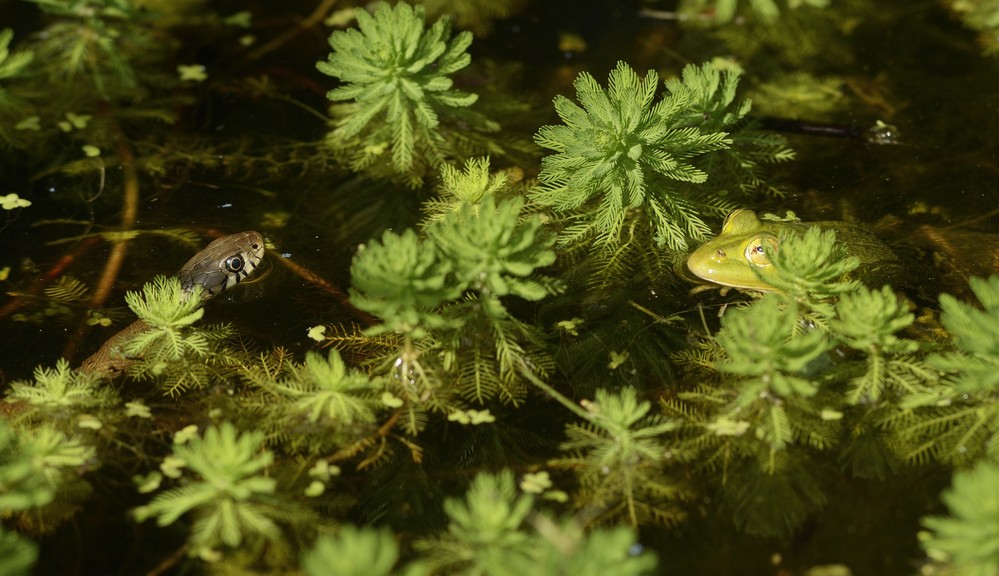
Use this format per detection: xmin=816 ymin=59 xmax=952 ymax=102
xmin=0 ymin=235 xmax=101 ymax=319
xmin=518 ymin=365 xmax=592 ymax=420
xmin=247 ymin=0 xmax=339 ymax=61
xmin=269 ymin=250 xmax=377 ymax=326
xmin=62 ymin=136 xmax=140 ymax=362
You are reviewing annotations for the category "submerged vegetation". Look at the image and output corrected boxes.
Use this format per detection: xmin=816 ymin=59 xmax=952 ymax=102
xmin=2 ymin=0 xmax=999 ymax=574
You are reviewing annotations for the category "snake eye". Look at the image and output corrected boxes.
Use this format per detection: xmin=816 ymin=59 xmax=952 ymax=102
xmin=225 ymin=255 xmax=244 ymax=273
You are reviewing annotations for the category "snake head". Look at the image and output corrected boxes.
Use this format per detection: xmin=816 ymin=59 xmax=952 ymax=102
xmin=177 ymin=231 xmax=265 ymax=302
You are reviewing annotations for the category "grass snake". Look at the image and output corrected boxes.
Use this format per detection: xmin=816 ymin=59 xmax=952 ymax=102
xmin=78 ymin=231 xmax=265 ymax=375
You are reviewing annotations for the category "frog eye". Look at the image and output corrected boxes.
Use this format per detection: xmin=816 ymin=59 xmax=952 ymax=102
xmin=745 ymin=235 xmax=778 ymax=267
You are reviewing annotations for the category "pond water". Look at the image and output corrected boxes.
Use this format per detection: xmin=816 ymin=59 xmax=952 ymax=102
xmin=1 ymin=1 xmax=997 ymax=574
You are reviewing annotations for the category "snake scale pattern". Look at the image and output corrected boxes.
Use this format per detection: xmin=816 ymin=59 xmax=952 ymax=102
xmin=78 ymin=231 xmax=265 ymax=375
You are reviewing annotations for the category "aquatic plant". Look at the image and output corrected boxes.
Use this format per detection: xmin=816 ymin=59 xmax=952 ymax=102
xmin=556 ymin=387 xmax=688 ymax=526
xmin=0 ymin=420 xmax=97 ymax=542
xmin=678 ymin=0 xmax=830 ymax=23
xmin=920 ymin=460 xmax=999 ymax=576
xmin=529 ymin=59 xmax=793 ymax=296
xmin=889 ymin=276 xmax=999 ymax=465
xmin=416 ymin=470 xmax=536 ymax=572
xmin=944 ymin=0 xmax=999 ymax=56
xmin=0 ymin=28 xmax=34 ymax=147
xmin=420 ymin=0 xmax=522 ymax=36
xmin=422 ymin=156 xmax=517 ymax=221
xmin=426 ymin=194 xmax=555 ymax=315
xmin=831 ymin=285 xmax=923 ymax=404
xmin=664 ymin=228 xmax=941 ymax=534
xmin=5 ymin=359 xmax=116 ymax=427
xmin=927 ymin=275 xmax=999 ymax=394
xmin=133 ymin=422 xmax=316 ymax=560
xmin=238 ymin=348 xmax=384 ymax=452
xmin=668 ymin=0 xmax=860 ymax=68
xmin=349 ymin=229 xmax=462 ymax=339
xmin=532 ymin=61 xmax=735 ymax=252
xmin=303 ymin=525 xmax=418 ymax=576
xmin=760 ymin=225 xmax=862 ymax=318
xmin=413 ymin=470 xmax=660 ymax=574
xmin=4 ymin=0 xmax=999 ymax=573
xmin=344 ymin=163 xmax=558 ymax=411
xmin=317 ymin=2 xmax=487 ymax=186
xmin=121 ymin=276 xmax=234 ymax=394
xmin=0 ymin=421 xmax=43 ymax=576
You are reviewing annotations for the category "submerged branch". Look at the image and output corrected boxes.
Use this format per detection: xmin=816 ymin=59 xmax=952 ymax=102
xmin=247 ymin=0 xmax=340 ymax=61
xmin=62 ymin=136 xmax=140 ymax=362
xmin=0 ymin=235 xmax=101 ymax=319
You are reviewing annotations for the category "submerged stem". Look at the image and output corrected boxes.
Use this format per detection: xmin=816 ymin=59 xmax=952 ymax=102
xmin=518 ymin=365 xmax=591 ymax=421
xmin=62 ymin=136 xmax=140 ymax=362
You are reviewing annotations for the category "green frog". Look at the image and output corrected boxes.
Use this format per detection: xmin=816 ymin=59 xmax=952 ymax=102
xmin=686 ymin=209 xmax=902 ymax=292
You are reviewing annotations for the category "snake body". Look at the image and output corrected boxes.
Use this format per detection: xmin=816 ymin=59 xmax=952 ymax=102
xmin=79 ymin=231 xmax=265 ymax=375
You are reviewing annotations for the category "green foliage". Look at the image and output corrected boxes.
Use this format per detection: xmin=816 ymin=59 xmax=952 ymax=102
xmin=945 ymin=0 xmax=999 ymax=56
xmin=2 ymin=366 xmax=112 ymax=542
xmin=43 ymin=275 xmax=90 ymax=304
xmin=723 ymin=457 xmax=827 ymax=537
xmin=5 ymin=358 xmax=118 ymax=428
xmin=0 ymin=29 xmax=33 ymax=87
xmin=427 ymin=191 xmax=558 ymax=402
xmin=833 ymin=285 xmax=916 ymax=353
xmin=14 ymin=424 xmax=95 ymax=500
xmin=662 ymin=61 xmax=750 ymax=131
xmin=675 ymin=0 xmax=852 ymax=69
xmin=747 ymin=71 xmax=847 ymax=120
xmin=0 ymin=526 xmax=36 ymax=576
xmin=530 ymin=524 xmax=659 ymax=576
xmin=6 ymin=0 xmax=999 ymax=572
xmin=415 ymin=470 xmax=660 ymax=575
xmin=920 ymin=460 xmax=999 ymax=576
xmin=22 ymin=0 xmax=155 ymax=99
xmin=134 ymin=422 xmax=314 ymax=559
xmin=122 ymin=275 xmax=234 ymax=393
xmin=350 ymin=229 xmax=462 ymax=339
xmin=531 ymin=61 xmax=734 ymax=252
xmin=317 ymin=2 xmax=483 ymax=185
xmin=0 ymin=28 xmax=34 ymax=147
xmin=271 ymin=349 xmax=380 ymax=427
xmin=557 ymin=388 xmax=687 ymax=526
xmin=831 ymin=285 xmax=922 ymax=404
xmin=303 ymin=526 xmax=427 ymax=576
xmin=927 ymin=276 xmax=999 ymax=394
xmin=716 ymin=296 xmax=829 ymax=402
xmin=679 ymin=0 xmax=830 ymax=23
xmin=664 ymin=234 xmax=940 ymax=532
xmin=420 ymin=0 xmax=520 ymax=36
xmin=674 ymin=294 xmax=840 ymax=480
xmin=426 ymin=194 xmax=556 ymax=315
xmin=346 ymin=169 xmax=559 ymax=408
xmin=762 ymin=227 xmax=862 ymax=316
xmin=125 ymin=274 xmax=204 ymax=329
xmin=670 ymin=63 xmax=795 ymax=199
xmin=241 ymin=349 xmax=383 ymax=450
xmin=529 ymin=59 xmax=792 ymax=291
xmin=423 ymin=156 xmax=514 ymax=220
xmin=0 ymin=420 xmax=96 ymax=539
xmin=0 ymin=420 xmax=57 ymax=512
xmin=418 ymin=471 xmax=535 ymax=573
xmin=888 ymin=276 xmax=999 ymax=465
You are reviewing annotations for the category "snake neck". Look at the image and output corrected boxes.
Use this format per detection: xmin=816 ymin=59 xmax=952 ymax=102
xmin=78 ymin=319 xmax=150 ymax=375
xmin=75 ymin=231 xmax=265 ymax=376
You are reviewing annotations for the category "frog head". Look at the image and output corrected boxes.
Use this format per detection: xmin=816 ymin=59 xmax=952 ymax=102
xmin=686 ymin=209 xmax=780 ymax=292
